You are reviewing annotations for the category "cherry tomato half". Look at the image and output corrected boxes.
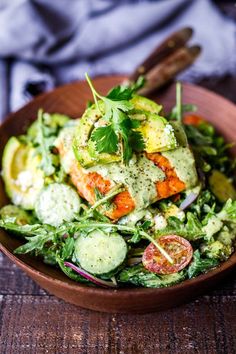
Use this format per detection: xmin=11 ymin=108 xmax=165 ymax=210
xmin=142 ymin=235 xmax=193 ymax=274
xmin=183 ymin=114 xmax=205 ymax=126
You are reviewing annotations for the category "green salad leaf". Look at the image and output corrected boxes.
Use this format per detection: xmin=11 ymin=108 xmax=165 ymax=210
xmin=155 ymin=212 xmax=205 ymax=240
xmin=0 ymin=80 xmax=235 ymax=289
xmin=118 ymin=264 xmax=186 ymax=287
xmin=187 ymin=250 xmax=219 ymax=278
xmin=37 ymin=109 xmax=56 ymax=176
xmin=30 ymin=110 xmax=70 ymax=177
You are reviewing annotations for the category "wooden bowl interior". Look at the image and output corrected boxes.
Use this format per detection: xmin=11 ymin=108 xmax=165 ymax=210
xmin=0 ymin=76 xmax=236 ymax=313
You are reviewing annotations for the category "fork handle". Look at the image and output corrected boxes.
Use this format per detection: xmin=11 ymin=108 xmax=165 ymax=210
xmin=128 ymin=27 xmax=193 ymax=82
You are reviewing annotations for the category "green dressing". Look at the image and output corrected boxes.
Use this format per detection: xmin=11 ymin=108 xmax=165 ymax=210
xmin=162 ymin=147 xmax=198 ymax=189
xmin=88 ymin=154 xmax=165 ymax=209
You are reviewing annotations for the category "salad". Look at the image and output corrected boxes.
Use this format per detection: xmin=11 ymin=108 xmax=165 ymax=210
xmin=0 ymin=75 xmax=236 ymax=289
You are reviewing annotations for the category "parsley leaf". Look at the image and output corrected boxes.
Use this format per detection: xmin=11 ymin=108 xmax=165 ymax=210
xmin=91 ymin=125 xmax=119 ymax=154
xmin=106 ymin=75 xmax=145 ymax=101
xmin=119 ymin=118 xmax=145 ymax=163
xmin=106 ymin=86 xmax=133 ymax=101
xmin=129 ymin=75 xmax=146 ymax=92
xmin=85 ymin=73 xmax=146 ymax=164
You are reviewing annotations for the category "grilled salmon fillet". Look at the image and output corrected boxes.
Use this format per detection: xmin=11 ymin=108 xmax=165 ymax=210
xmin=69 ymin=153 xmax=185 ymax=220
xmin=55 ymin=125 xmax=196 ymax=220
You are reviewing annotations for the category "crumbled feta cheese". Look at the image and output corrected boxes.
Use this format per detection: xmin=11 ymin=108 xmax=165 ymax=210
xmin=15 ymin=170 xmax=33 ymax=192
xmin=12 ymin=193 xmax=24 ymax=206
xmin=164 ymin=204 xmax=185 ymax=221
xmin=176 ymin=210 xmax=185 ymax=221
xmin=154 ymin=214 xmax=167 ymax=230
xmin=129 ymin=154 xmax=137 ymax=166
xmin=164 ymin=124 xmax=174 ymax=135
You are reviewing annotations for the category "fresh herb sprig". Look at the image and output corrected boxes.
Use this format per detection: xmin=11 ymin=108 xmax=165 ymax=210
xmin=37 ymin=109 xmax=56 ymax=176
xmin=85 ymin=73 xmax=145 ymax=164
xmin=0 ymin=217 xmax=173 ymax=264
xmin=34 ymin=110 xmax=69 ymax=177
xmin=169 ymin=81 xmax=197 ymax=121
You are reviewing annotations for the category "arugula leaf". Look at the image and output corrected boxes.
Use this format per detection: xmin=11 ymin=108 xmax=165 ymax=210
xmin=168 ymin=82 xmax=197 ymax=121
xmin=61 ymin=237 xmax=75 ymax=260
xmin=0 ymin=220 xmax=51 ymax=236
xmin=32 ymin=110 xmax=71 ymax=177
xmin=91 ymin=125 xmax=119 ymax=154
xmin=94 ymin=187 xmax=103 ymax=201
xmin=129 ymin=229 xmax=142 ymax=244
xmin=217 ymin=199 xmax=236 ymax=222
xmin=57 ymin=258 xmax=89 ymax=283
xmin=169 ymin=104 xmax=197 ymax=120
xmin=118 ymin=264 xmax=186 ymax=287
xmin=37 ymin=109 xmax=56 ymax=176
xmin=155 ymin=212 xmax=205 ymax=240
xmin=168 ymin=82 xmax=198 ymax=122
xmin=14 ymin=232 xmax=54 ymax=254
xmin=185 ymin=125 xmax=213 ymax=146
xmin=187 ymin=250 xmax=219 ymax=278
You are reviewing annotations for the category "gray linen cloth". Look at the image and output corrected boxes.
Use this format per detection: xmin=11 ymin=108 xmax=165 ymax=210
xmin=0 ymin=0 xmax=235 ymax=120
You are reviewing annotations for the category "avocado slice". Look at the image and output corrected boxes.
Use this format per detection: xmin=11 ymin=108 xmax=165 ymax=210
xmin=73 ymin=95 xmax=178 ymax=167
xmin=209 ymin=170 xmax=236 ymax=202
xmin=170 ymin=121 xmax=188 ymax=147
xmin=130 ymin=95 xmax=162 ymax=114
xmin=136 ymin=113 xmax=177 ymax=153
xmin=73 ymin=102 xmax=121 ymax=167
xmin=132 ymin=97 xmax=180 ymax=153
xmin=2 ymin=137 xmax=44 ymax=209
xmin=0 ymin=204 xmax=35 ymax=225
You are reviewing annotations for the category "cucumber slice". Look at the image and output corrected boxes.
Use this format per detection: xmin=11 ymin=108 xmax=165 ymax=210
xmin=35 ymin=183 xmax=81 ymax=226
xmin=74 ymin=230 xmax=127 ymax=275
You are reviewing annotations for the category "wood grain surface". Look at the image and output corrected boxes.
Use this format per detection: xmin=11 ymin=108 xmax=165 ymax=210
xmin=0 ymin=75 xmax=236 ymax=353
xmin=0 ymin=251 xmax=236 ymax=354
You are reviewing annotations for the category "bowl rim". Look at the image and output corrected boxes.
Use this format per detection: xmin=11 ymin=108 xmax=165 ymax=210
xmin=0 ymin=77 xmax=236 ymax=297
xmin=1 ymin=240 xmax=236 ymax=296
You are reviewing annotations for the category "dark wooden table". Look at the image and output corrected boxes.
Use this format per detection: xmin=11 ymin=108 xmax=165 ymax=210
xmin=0 ymin=76 xmax=236 ymax=354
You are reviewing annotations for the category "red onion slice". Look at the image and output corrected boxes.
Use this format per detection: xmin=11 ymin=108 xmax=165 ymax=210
xmin=64 ymin=262 xmax=117 ymax=288
xmin=179 ymin=192 xmax=199 ymax=210
xmin=127 ymin=257 xmax=142 ymax=266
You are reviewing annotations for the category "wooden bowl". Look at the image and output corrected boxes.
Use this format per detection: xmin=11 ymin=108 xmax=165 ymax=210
xmin=0 ymin=76 xmax=236 ymax=313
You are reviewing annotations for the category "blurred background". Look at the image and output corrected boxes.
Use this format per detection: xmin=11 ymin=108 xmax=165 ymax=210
xmin=0 ymin=0 xmax=235 ymax=121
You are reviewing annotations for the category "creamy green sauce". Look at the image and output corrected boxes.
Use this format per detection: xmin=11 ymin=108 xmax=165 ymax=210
xmin=162 ymin=147 xmax=198 ymax=188
xmin=88 ymin=154 xmax=165 ymax=210
xmin=55 ymin=124 xmax=77 ymax=173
